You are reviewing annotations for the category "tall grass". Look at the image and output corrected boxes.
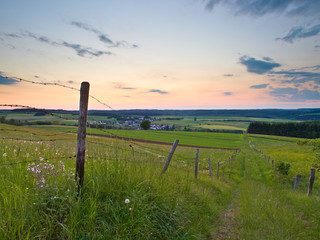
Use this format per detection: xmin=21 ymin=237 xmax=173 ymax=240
xmin=0 ymin=124 xmax=239 ymax=239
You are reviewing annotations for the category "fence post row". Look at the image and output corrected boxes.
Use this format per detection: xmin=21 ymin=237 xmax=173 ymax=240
xmin=195 ymin=149 xmax=199 ymax=179
xmin=76 ymin=82 xmax=90 ymax=190
xmin=161 ymin=139 xmax=179 ymax=174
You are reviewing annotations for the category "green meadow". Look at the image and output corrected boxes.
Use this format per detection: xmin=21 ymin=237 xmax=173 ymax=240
xmin=1 ymin=123 xmax=319 ymax=239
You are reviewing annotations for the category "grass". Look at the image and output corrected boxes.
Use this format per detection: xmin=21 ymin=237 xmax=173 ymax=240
xmin=249 ymin=133 xmax=318 ymax=189
xmin=24 ymin=125 xmax=243 ymax=149
xmin=0 ymin=124 xmax=239 ymax=239
xmin=231 ymin=138 xmax=320 ymax=239
xmin=1 ymin=124 xmax=319 ymax=239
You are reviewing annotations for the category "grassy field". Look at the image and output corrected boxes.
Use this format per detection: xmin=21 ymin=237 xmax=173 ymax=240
xmin=0 ymin=111 xmax=301 ymax=132
xmin=24 ymin=125 xmax=243 ymax=149
xmin=1 ymin=123 xmax=319 ymax=239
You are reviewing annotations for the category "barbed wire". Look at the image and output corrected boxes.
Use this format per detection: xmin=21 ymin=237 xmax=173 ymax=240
xmin=0 ymin=128 xmax=76 ymax=137
xmin=5 ymin=75 xmax=113 ymax=110
xmin=0 ymin=104 xmax=78 ymax=120
xmin=0 ymin=155 xmax=76 ymax=166
xmin=0 ymin=137 xmax=67 ymax=142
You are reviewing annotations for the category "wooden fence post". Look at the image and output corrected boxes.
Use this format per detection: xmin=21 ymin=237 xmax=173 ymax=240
xmin=272 ymin=159 xmax=274 ymax=168
xmin=307 ymin=168 xmax=316 ymax=196
xmin=294 ymin=174 xmax=301 ymax=190
xmin=129 ymin=144 xmax=135 ymax=158
xmin=76 ymin=82 xmax=90 ymax=190
xmin=208 ymin=157 xmax=213 ymax=178
xmin=195 ymin=149 xmax=199 ymax=179
xmin=161 ymin=139 xmax=179 ymax=174
xmin=217 ymin=161 xmax=220 ymax=179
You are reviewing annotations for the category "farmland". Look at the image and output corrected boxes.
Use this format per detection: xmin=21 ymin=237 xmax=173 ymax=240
xmin=1 ymin=119 xmax=320 ymax=239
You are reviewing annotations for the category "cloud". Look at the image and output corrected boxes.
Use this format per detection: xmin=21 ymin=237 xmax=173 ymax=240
xmin=5 ymin=33 xmax=22 ymax=38
xmin=277 ymin=24 xmax=320 ymax=43
xmin=250 ymin=83 xmax=269 ymax=89
xmin=203 ymin=0 xmax=320 ymax=17
xmin=223 ymin=92 xmax=233 ymax=96
xmin=0 ymin=72 xmax=19 ymax=85
xmin=71 ymin=21 xmax=138 ymax=48
xmin=149 ymin=89 xmax=168 ymax=94
xmin=270 ymin=69 xmax=320 ymax=85
xmin=113 ymin=82 xmax=136 ymax=90
xmin=239 ymin=56 xmax=281 ymax=74
xmin=6 ymin=32 xmax=112 ymax=58
xmin=269 ymin=87 xmax=320 ymax=101
xmin=61 ymin=41 xmax=112 ymax=57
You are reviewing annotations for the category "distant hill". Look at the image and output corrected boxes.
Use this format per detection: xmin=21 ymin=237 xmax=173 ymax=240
xmin=87 ymin=109 xmax=320 ymax=120
xmin=1 ymin=108 xmax=320 ymax=120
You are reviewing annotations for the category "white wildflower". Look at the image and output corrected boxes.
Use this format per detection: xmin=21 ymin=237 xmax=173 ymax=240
xmin=3 ymin=153 xmax=7 ymax=157
xmin=125 ymin=199 xmax=130 ymax=204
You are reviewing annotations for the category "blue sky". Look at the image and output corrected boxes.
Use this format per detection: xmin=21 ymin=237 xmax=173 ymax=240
xmin=0 ymin=0 xmax=320 ymax=110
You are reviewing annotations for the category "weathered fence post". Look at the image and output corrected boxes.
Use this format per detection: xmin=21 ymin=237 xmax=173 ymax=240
xmin=129 ymin=144 xmax=135 ymax=158
xmin=161 ymin=139 xmax=179 ymax=174
xmin=307 ymin=168 xmax=316 ymax=196
xmin=272 ymin=159 xmax=274 ymax=168
xmin=294 ymin=174 xmax=301 ymax=190
xmin=76 ymin=82 xmax=90 ymax=190
xmin=217 ymin=161 xmax=220 ymax=179
xmin=208 ymin=157 xmax=213 ymax=178
xmin=195 ymin=149 xmax=199 ymax=179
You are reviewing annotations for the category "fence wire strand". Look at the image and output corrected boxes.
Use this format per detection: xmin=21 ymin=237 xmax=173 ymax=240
xmin=5 ymin=75 xmax=114 ymax=110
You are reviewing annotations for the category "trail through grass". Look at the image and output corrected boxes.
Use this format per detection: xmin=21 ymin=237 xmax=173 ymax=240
xmin=213 ymin=135 xmax=320 ymax=239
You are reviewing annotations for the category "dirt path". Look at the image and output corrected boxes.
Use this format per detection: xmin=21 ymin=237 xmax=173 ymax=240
xmin=210 ymin=191 xmax=240 ymax=240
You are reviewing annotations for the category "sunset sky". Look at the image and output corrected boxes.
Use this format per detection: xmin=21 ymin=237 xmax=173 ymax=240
xmin=1 ymin=0 xmax=320 ymax=110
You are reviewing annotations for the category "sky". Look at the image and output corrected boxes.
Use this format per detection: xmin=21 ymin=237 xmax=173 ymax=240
xmin=0 ymin=0 xmax=320 ymax=110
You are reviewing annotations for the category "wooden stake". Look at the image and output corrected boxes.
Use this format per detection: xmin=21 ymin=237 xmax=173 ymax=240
xmin=217 ymin=161 xmax=220 ymax=179
xmin=294 ymin=174 xmax=301 ymax=190
xmin=208 ymin=158 xmax=213 ymax=179
xmin=161 ymin=139 xmax=179 ymax=174
xmin=76 ymin=82 xmax=90 ymax=189
xmin=195 ymin=149 xmax=199 ymax=179
xmin=307 ymin=168 xmax=315 ymax=196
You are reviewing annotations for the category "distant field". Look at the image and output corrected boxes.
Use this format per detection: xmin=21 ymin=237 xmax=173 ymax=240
xmin=26 ymin=125 xmax=243 ymax=149
xmin=248 ymin=134 xmax=317 ymax=178
xmin=153 ymin=116 xmax=300 ymax=132
xmin=1 ymin=110 xmax=303 ymax=132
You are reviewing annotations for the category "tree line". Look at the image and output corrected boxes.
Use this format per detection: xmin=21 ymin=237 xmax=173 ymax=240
xmin=247 ymin=121 xmax=320 ymax=138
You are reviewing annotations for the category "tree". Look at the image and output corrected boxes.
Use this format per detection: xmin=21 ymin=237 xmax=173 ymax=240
xmin=140 ymin=120 xmax=151 ymax=130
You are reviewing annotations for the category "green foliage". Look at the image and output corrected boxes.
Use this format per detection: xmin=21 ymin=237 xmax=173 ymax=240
xmin=248 ymin=121 xmax=320 ymax=138
xmin=275 ymin=161 xmax=291 ymax=176
xmin=140 ymin=120 xmax=151 ymax=130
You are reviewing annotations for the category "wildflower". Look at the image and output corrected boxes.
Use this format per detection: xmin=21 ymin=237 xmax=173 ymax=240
xmin=125 ymin=199 xmax=130 ymax=204
xmin=129 ymin=208 xmax=132 ymax=211
xmin=3 ymin=153 xmax=7 ymax=157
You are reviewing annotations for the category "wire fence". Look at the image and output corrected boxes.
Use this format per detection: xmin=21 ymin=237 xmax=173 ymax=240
xmin=0 ymin=74 xmax=242 ymax=182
